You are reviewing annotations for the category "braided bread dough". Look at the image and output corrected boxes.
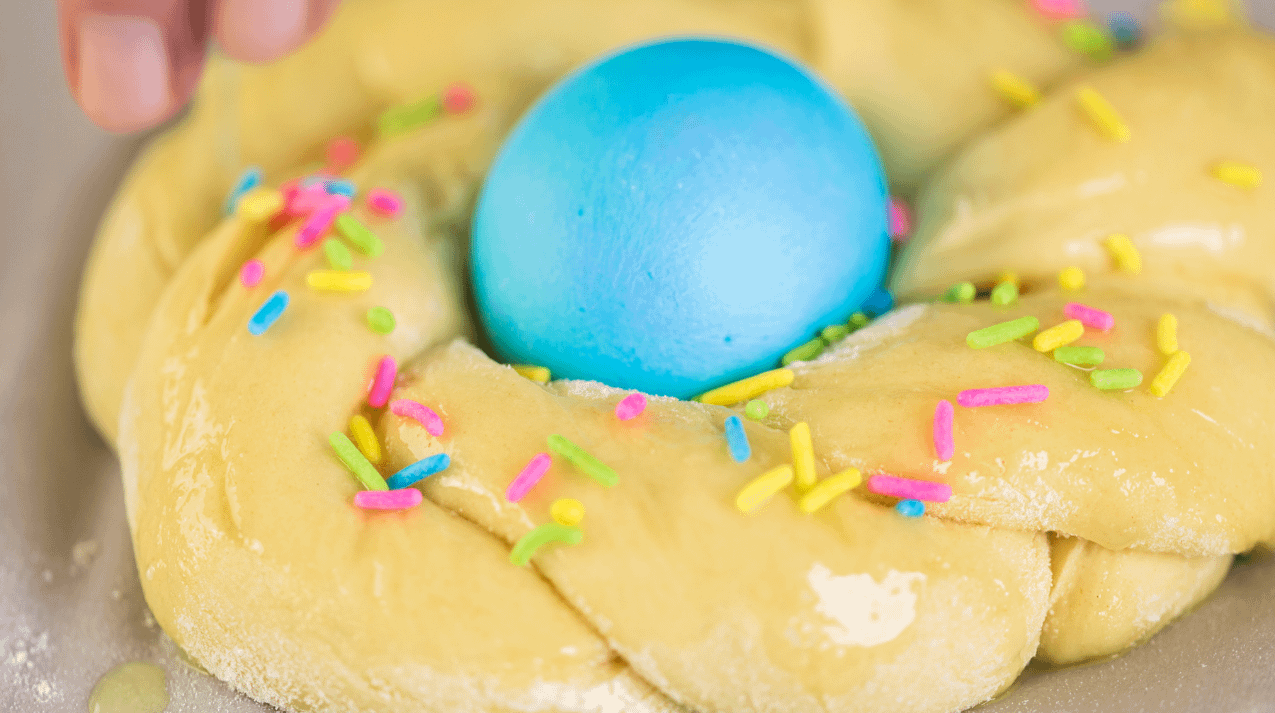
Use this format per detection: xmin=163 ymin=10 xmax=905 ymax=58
xmin=76 ymin=1 xmax=1275 ymax=712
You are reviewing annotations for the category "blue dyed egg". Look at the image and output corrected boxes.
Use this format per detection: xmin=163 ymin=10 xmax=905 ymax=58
xmin=472 ymin=39 xmax=888 ymax=399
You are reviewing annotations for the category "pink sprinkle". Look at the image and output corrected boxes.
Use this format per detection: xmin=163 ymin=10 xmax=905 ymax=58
xmin=933 ymin=400 xmax=954 ymax=461
xmin=442 ymin=82 xmax=476 ymax=113
xmin=289 ymin=183 xmax=330 ymax=214
xmin=957 ymin=385 xmax=1049 ymax=408
xmin=294 ymin=200 xmax=342 ymax=249
xmin=615 ymin=393 xmax=647 ymax=421
xmin=1063 ymin=302 xmax=1115 ymax=332
xmin=239 ymin=259 xmax=264 ymax=288
xmin=390 ymin=399 xmax=444 ymax=437
xmin=354 ymin=488 xmax=423 ymax=510
xmin=326 ymin=136 xmax=360 ymax=172
xmin=867 ymin=474 xmax=952 ymax=503
xmin=367 ymin=356 xmax=398 ymax=408
xmin=1033 ymin=0 xmax=1085 ymax=19
xmin=888 ymin=197 xmax=912 ymax=241
xmin=367 ymin=188 xmax=403 ymax=218
xmin=506 ymin=453 xmax=552 ymax=502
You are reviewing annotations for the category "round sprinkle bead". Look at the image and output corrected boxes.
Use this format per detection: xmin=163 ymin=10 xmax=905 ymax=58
xmin=990 ymin=280 xmax=1019 ymax=306
xmin=551 ymin=498 xmax=586 ymax=527
xmin=615 ymin=392 xmax=647 ymax=421
xmin=366 ymin=188 xmax=404 ymax=218
xmin=240 ymin=259 xmax=265 ymax=288
xmin=945 ymin=281 xmax=976 ymax=304
xmin=896 ymin=499 xmax=926 ymax=518
xmin=743 ymin=399 xmax=770 ymax=420
xmin=1059 ymin=266 xmax=1086 ymax=291
xmin=367 ymin=306 xmax=396 ymax=335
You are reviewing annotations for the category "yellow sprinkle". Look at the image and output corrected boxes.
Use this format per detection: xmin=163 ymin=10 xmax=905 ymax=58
xmin=512 ymin=364 xmax=551 ymax=384
xmin=1157 ymin=313 xmax=1179 ymax=355
xmin=1211 ymin=161 xmax=1262 ymax=190
xmin=1104 ymin=234 xmax=1142 ymax=274
xmin=550 ymin=498 xmax=586 ymax=527
xmin=990 ymin=70 xmax=1041 ymax=108
xmin=697 ymin=368 xmax=795 ymax=406
xmin=1150 ymin=351 xmax=1192 ymax=398
xmin=1076 ymin=86 xmax=1131 ymax=143
xmin=1059 ymin=266 xmax=1086 ymax=291
xmin=236 ymin=187 xmax=284 ymax=222
xmin=995 ymin=270 xmax=1020 ymax=287
xmin=306 ymin=270 xmax=372 ymax=292
xmin=797 ymin=468 xmax=863 ymax=514
xmin=735 ymin=465 xmax=795 ymax=514
xmin=1033 ymin=319 xmax=1085 ymax=352
xmin=789 ymin=422 xmax=817 ymax=494
xmin=349 ymin=414 xmax=382 ymax=465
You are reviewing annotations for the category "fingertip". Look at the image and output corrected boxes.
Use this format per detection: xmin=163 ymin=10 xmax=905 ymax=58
xmin=217 ymin=0 xmax=339 ymax=64
xmin=75 ymin=13 xmax=175 ymax=133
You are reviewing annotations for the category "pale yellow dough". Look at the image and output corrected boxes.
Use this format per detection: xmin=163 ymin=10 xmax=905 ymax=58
xmin=75 ymin=1 xmax=1275 ymax=712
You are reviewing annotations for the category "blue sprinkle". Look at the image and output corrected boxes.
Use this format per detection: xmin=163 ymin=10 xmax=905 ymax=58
xmin=225 ymin=167 xmax=263 ymax=215
xmin=1108 ymin=12 xmax=1140 ymax=47
xmin=723 ymin=415 xmax=751 ymax=463
xmin=247 ymin=290 xmax=289 ymax=335
xmin=862 ymin=287 xmax=894 ymax=317
xmin=896 ymin=499 xmax=925 ymax=518
xmin=325 ymin=179 xmax=357 ymax=198
xmin=386 ymin=453 xmax=451 ymax=490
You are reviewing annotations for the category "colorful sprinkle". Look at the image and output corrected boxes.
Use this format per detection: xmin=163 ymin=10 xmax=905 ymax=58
xmin=863 ymin=288 xmax=895 ymax=317
xmin=1077 ymin=86 xmax=1130 ymax=142
xmin=888 ymin=197 xmax=912 ymax=241
xmin=247 ymin=290 xmax=289 ymax=335
xmin=389 ymin=399 xmax=445 ymax=437
xmin=1150 ymin=351 xmax=1191 ymax=397
xmin=334 ymin=214 xmax=384 ymax=257
xmin=797 ymin=468 xmax=862 ymax=514
xmin=744 ymin=399 xmax=770 ymax=420
xmin=442 ymin=82 xmax=477 ymax=113
xmin=945 ymin=281 xmax=976 ymax=304
xmin=323 ymin=238 xmax=353 ymax=271
xmin=1064 ymin=302 xmax=1115 ymax=331
xmin=615 ymin=392 xmax=647 ymax=421
xmin=896 ymin=499 xmax=926 ymax=518
xmin=1054 ymin=345 xmax=1105 ymax=366
xmin=867 ymin=474 xmax=952 ymax=503
xmin=306 ymin=270 xmax=373 ymax=292
xmin=1063 ymin=21 xmax=1116 ymax=62
xmin=512 ymin=364 xmax=551 ymax=383
xmin=509 ymin=523 xmax=583 ymax=567
xmin=325 ymin=179 xmax=357 ymax=198
xmin=933 ymin=400 xmax=955 ymax=461
xmin=789 ymin=422 xmax=817 ymax=493
xmin=1211 ymin=161 xmax=1262 ymax=189
xmin=354 ymin=488 xmax=422 ymax=510
xmin=1109 ymin=11 xmax=1142 ymax=47
xmin=506 ymin=453 xmax=553 ymax=503
xmin=547 ymin=434 xmax=618 ymax=487
xmin=367 ymin=355 xmax=397 ymax=408
xmin=287 ymin=182 xmax=331 ymax=215
xmin=1104 ymin=234 xmax=1142 ymax=274
xmin=1033 ymin=319 xmax=1085 ymax=352
xmin=295 ymin=201 xmax=342 ymax=249
xmin=329 ymin=432 xmax=388 ymax=491
xmin=724 ymin=415 xmax=751 ymax=463
xmin=1059 ymin=266 xmax=1086 ymax=291
xmin=325 ymin=136 xmax=360 ymax=173
xmin=378 ymin=95 xmax=442 ymax=138
xmin=848 ymin=312 xmax=870 ymax=330
xmin=1157 ymin=313 xmax=1179 ymax=354
xmin=782 ymin=338 xmax=825 ymax=366
xmin=349 ymin=414 xmax=382 ymax=464
xmin=966 ymin=316 xmax=1041 ymax=349
xmin=1033 ymin=0 xmax=1085 ymax=19
xmin=236 ymin=187 xmax=284 ymax=222
xmin=551 ymin=498 xmax=585 ymax=527
xmin=990 ymin=280 xmax=1019 ymax=306
xmin=958 ymin=385 xmax=1049 ymax=407
xmin=1091 ymin=367 xmax=1143 ymax=390
xmin=225 ymin=167 xmax=263 ymax=214
xmin=990 ymin=69 xmax=1041 ymax=108
xmin=367 ymin=306 xmax=396 ymax=335
xmin=735 ymin=465 xmax=795 ymax=514
xmin=385 ymin=453 xmax=450 ymax=490
xmin=367 ymin=188 xmax=404 ymax=218
xmin=240 ymin=259 xmax=265 ymax=288
xmin=697 ymin=368 xmax=795 ymax=406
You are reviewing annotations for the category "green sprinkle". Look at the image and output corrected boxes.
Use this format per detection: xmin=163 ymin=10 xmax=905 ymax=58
xmin=990 ymin=281 xmax=1019 ymax=306
xmin=329 ymin=432 xmax=387 ymax=491
xmin=377 ymin=95 xmax=442 ymax=138
xmin=335 ymin=214 xmax=384 ymax=257
xmin=366 ymin=306 xmax=396 ymax=335
xmin=821 ymin=324 xmax=851 ymax=343
xmin=1090 ymin=367 xmax=1143 ymax=390
xmin=945 ymin=281 xmax=977 ymax=303
xmin=323 ymin=238 xmax=353 ymax=271
xmin=1063 ymin=20 xmax=1116 ymax=63
xmin=782 ymin=338 xmax=826 ymax=366
xmin=744 ymin=399 xmax=770 ymax=420
xmin=966 ymin=316 xmax=1040 ymax=349
xmin=848 ymin=312 xmax=870 ymax=330
xmin=1054 ymin=346 xmax=1105 ymax=367
xmin=509 ymin=523 xmax=583 ymax=566
xmin=547 ymin=434 xmax=618 ymax=487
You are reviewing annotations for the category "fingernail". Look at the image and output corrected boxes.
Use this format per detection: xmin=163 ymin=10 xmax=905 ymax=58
xmin=78 ymin=13 xmax=171 ymax=133
xmin=219 ymin=0 xmax=309 ymax=63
